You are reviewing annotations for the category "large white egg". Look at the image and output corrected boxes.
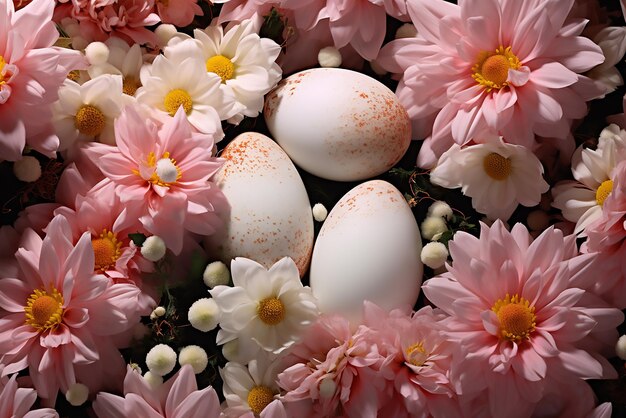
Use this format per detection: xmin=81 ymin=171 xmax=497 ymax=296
xmin=204 ymin=132 xmax=314 ymax=276
xmin=264 ymin=68 xmax=411 ymax=182
xmin=310 ymin=180 xmax=423 ymax=321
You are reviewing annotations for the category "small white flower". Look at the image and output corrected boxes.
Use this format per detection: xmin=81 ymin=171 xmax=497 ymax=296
xmin=141 ymin=236 xmax=167 ymax=262
xmin=312 ymin=203 xmax=328 ymax=222
xmin=203 ymin=261 xmax=231 ymax=288
xmin=13 ymin=156 xmax=41 ymax=182
xmin=65 ymin=383 xmax=89 ymax=406
xmin=420 ymin=242 xmax=449 ymax=269
xmin=188 ymin=298 xmax=221 ymax=332
xmin=179 ymin=345 xmax=209 ymax=374
xmin=146 ymin=344 xmax=177 ymax=376
xmin=431 ymin=138 xmax=549 ymax=221
xmin=588 ymin=26 xmax=626 ymax=98
xmin=427 ymin=201 xmax=452 ymax=220
xmin=87 ymin=38 xmax=145 ymax=97
xmin=616 ymin=335 xmax=626 ymax=360
xmin=143 ymin=371 xmax=164 ymax=390
xmin=421 ymin=216 xmax=447 ymax=241
xmin=318 ymin=47 xmax=342 ymax=68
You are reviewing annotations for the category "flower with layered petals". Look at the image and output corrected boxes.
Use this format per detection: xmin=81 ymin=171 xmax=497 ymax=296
xmin=155 ymin=0 xmax=202 ymax=27
xmin=376 ymin=0 xmax=605 ymax=168
xmin=0 ymin=365 xmax=58 ymax=418
xmin=93 ymin=365 xmax=222 ymax=418
xmin=0 ymin=0 xmax=84 ymax=161
xmin=86 ymin=38 xmax=145 ymax=97
xmin=0 ymin=214 xmax=141 ymax=403
xmin=421 ymin=221 xmax=623 ymax=418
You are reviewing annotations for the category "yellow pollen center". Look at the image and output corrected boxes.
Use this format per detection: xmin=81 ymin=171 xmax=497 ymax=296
xmin=163 ymin=89 xmax=193 ymax=116
xmin=257 ymin=297 xmax=285 ymax=325
xmin=122 ymin=77 xmax=140 ymax=96
xmin=596 ymin=179 xmax=613 ymax=206
xmin=91 ymin=229 xmax=122 ymax=271
xmin=0 ymin=55 xmax=6 ymax=84
xmin=74 ymin=105 xmax=106 ymax=137
xmin=406 ymin=341 xmax=428 ymax=366
xmin=491 ymin=294 xmax=536 ymax=342
xmin=206 ymin=55 xmax=235 ymax=83
xmin=472 ymin=46 xmax=521 ymax=91
xmin=67 ymin=70 xmax=80 ymax=82
xmin=483 ymin=152 xmax=512 ymax=180
xmin=24 ymin=288 xmax=64 ymax=331
xmin=247 ymin=385 xmax=274 ymax=415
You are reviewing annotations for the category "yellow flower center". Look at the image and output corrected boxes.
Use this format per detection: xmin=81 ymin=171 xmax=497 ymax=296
xmin=122 ymin=77 xmax=140 ymax=96
xmin=92 ymin=229 xmax=122 ymax=271
xmin=405 ymin=341 xmax=428 ymax=367
xmin=74 ymin=104 xmax=106 ymax=137
xmin=0 ymin=55 xmax=6 ymax=84
xmin=24 ymin=288 xmax=64 ymax=331
xmin=206 ymin=55 xmax=235 ymax=83
xmin=595 ymin=179 xmax=613 ymax=206
xmin=483 ymin=152 xmax=512 ymax=180
xmin=257 ymin=297 xmax=285 ymax=325
xmin=163 ymin=89 xmax=193 ymax=116
xmin=472 ymin=46 xmax=521 ymax=92
xmin=491 ymin=294 xmax=536 ymax=342
xmin=247 ymin=385 xmax=274 ymax=415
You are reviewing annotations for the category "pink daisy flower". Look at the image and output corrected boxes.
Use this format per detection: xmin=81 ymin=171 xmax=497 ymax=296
xmin=92 ymin=364 xmax=222 ymax=418
xmin=421 ymin=221 xmax=623 ymax=417
xmin=155 ymin=0 xmax=202 ymax=27
xmin=0 ymin=214 xmax=141 ymax=403
xmin=376 ymin=0 xmax=605 ymax=168
xmin=83 ymin=105 xmax=226 ymax=254
xmin=0 ymin=365 xmax=58 ymax=417
xmin=0 ymin=0 xmax=84 ymax=161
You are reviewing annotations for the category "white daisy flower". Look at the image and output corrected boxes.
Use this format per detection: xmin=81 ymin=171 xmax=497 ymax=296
xmin=165 ymin=19 xmax=282 ymax=124
xmin=430 ymin=138 xmax=549 ymax=221
xmin=136 ymin=52 xmax=236 ymax=141
xmin=87 ymin=38 xmax=146 ymax=97
xmin=210 ymin=257 xmax=318 ymax=353
xmin=52 ymin=74 xmax=129 ymax=154
xmin=552 ymin=124 xmax=626 ymax=234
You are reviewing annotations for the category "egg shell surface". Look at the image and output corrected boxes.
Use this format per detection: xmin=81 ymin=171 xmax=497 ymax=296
xmin=204 ymin=132 xmax=314 ymax=277
xmin=264 ymin=68 xmax=411 ymax=182
xmin=310 ymin=180 xmax=423 ymax=322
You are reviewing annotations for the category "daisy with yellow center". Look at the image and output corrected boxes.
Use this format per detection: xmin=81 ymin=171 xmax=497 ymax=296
xmin=133 ymin=150 xmax=183 ymax=189
xmin=472 ymin=46 xmax=523 ymax=92
xmin=24 ymin=287 xmax=64 ymax=332
xmin=92 ymin=229 xmax=123 ymax=272
xmin=491 ymin=294 xmax=536 ymax=342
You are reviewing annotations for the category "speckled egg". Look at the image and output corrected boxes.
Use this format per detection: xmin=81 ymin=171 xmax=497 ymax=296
xmin=264 ymin=68 xmax=411 ymax=182
xmin=310 ymin=180 xmax=423 ymax=322
xmin=204 ymin=132 xmax=314 ymax=277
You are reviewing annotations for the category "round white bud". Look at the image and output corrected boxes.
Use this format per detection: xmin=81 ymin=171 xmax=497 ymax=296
xmin=153 ymin=306 xmax=166 ymax=317
xmin=156 ymin=24 xmax=178 ymax=47
xmin=155 ymin=158 xmax=179 ymax=183
xmin=427 ymin=201 xmax=453 ymax=220
xmin=203 ymin=261 xmax=231 ymax=288
xmin=143 ymin=371 xmax=164 ymax=390
xmin=65 ymin=383 xmax=89 ymax=406
xmin=616 ymin=335 xmax=626 ymax=360
xmin=318 ymin=46 xmax=342 ymax=68
xmin=13 ymin=156 xmax=41 ymax=183
xmin=527 ymin=210 xmax=550 ymax=231
xmin=145 ymin=344 xmax=177 ymax=376
xmin=179 ymin=345 xmax=209 ymax=374
xmin=141 ymin=235 xmax=167 ymax=262
xmin=188 ymin=298 xmax=220 ymax=332
xmin=319 ymin=377 xmax=337 ymax=399
xmin=420 ymin=242 xmax=449 ymax=269
xmin=420 ymin=216 xmax=448 ymax=241
xmin=395 ymin=23 xmax=418 ymax=39
xmin=312 ymin=203 xmax=328 ymax=222
xmin=85 ymin=42 xmax=109 ymax=65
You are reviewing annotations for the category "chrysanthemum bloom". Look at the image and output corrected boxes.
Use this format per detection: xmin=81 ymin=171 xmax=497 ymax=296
xmin=86 ymin=38 xmax=145 ymax=97
xmin=430 ymin=138 xmax=549 ymax=220
xmin=84 ymin=105 xmax=226 ymax=254
xmin=155 ymin=0 xmax=202 ymax=27
xmin=552 ymin=124 xmax=626 ymax=235
xmin=136 ymin=50 xmax=235 ymax=138
xmin=422 ymin=221 xmax=623 ymax=418
xmin=586 ymin=26 xmax=626 ymax=98
xmin=0 ymin=365 xmax=58 ymax=418
xmin=165 ymin=19 xmax=282 ymax=124
xmin=376 ymin=0 xmax=605 ymax=168
xmin=0 ymin=214 xmax=141 ymax=403
xmin=210 ymin=257 xmax=318 ymax=353
xmin=0 ymin=0 xmax=84 ymax=161
xmin=93 ymin=365 xmax=222 ymax=418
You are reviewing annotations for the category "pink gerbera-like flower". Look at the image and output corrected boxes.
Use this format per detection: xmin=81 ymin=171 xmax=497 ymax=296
xmin=93 ymin=364 xmax=222 ymax=418
xmin=421 ymin=221 xmax=623 ymax=418
xmin=376 ymin=0 xmax=605 ymax=168
xmin=83 ymin=105 xmax=226 ymax=254
xmin=0 ymin=0 xmax=84 ymax=161
xmin=0 ymin=214 xmax=141 ymax=403
xmin=0 ymin=365 xmax=58 ymax=418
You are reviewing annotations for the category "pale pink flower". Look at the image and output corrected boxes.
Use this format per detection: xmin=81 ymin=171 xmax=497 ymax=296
xmin=376 ymin=0 xmax=606 ymax=168
xmin=155 ymin=0 xmax=202 ymax=27
xmin=0 ymin=0 xmax=84 ymax=161
xmin=83 ymin=105 xmax=226 ymax=254
xmin=93 ymin=364 xmax=223 ymax=418
xmin=0 ymin=214 xmax=141 ymax=403
xmin=422 ymin=221 xmax=623 ymax=418
xmin=0 ymin=366 xmax=58 ymax=418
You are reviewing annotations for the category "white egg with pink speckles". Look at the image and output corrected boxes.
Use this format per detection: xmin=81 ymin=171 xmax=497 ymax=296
xmin=204 ymin=132 xmax=314 ymax=277
xmin=264 ymin=68 xmax=411 ymax=182
xmin=310 ymin=180 xmax=423 ymax=322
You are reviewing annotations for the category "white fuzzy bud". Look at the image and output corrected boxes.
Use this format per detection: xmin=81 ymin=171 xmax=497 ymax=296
xmin=427 ymin=201 xmax=453 ymax=220
xmin=319 ymin=377 xmax=337 ymax=399
xmin=203 ymin=261 xmax=231 ymax=288
xmin=85 ymin=42 xmax=109 ymax=65
xmin=65 ymin=383 xmax=89 ymax=406
xmin=143 ymin=371 xmax=164 ymax=390
xmin=141 ymin=235 xmax=167 ymax=262
xmin=420 ymin=242 xmax=449 ymax=269
xmin=153 ymin=306 xmax=166 ymax=317
xmin=318 ymin=46 xmax=342 ymax=68
xmin=179 ymin=345 xmax=209 ymax=374
xmin=145 ymin=344 xmax=177 ymax=376
xmin=155 ymin=158 xmax=179 ymax=183
xmin=527 ymin=210 xmax=550 ymax=231
xmin=421 ymin=216 xmax=448 ymax=241
xmin=616 ymin=335 xmax=626 ymax=360
xmin=395 ymin=23 xmax=418 ymax=39
xmin=188 ymin=298 xmax=220 ymax=332
xmin=312 ymin=203 xmax=328 ymax=222
xmin=156 ymin=24 xmax=178 ymax=47
xmin=13 ymin=156 xmax=41 ymax=182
